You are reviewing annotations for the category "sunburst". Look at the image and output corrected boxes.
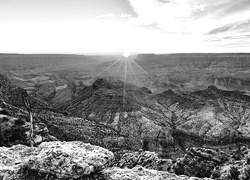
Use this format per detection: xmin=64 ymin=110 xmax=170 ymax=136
xmin=123 ymin=52 xmax=130 ymax=58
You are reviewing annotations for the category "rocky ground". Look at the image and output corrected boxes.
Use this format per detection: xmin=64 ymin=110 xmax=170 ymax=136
xmin=0 ymin=141 xmax=213 ymax=180
xmin=111 ymin=150 xmax=172 ymax=171
xmin=0 ymin=141 xmax=112 ymax=180
xmin=105 ymin=166 xmax=210 ymax=180
xmin=2 ymin=140 xmax=250 ymax=180
xmin=0 ymin=106 xmax=57 ymax=147
xmin=172 ymin=146 xmax=250 ymax=180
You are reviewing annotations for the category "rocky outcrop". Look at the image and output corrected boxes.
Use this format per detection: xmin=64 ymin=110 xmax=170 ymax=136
xmin=4 ymin=142 xmax=250 ymax=180
xmin=0 ymin=141 xmax=114 ymax=180
xmin=112 ymin=150 xmax=172 ymax=171
xmin=172 ymin=146 xmax=250 ymax=179
xmin=0 ymin=74 xmax=27 ymax=107
xmin=211 ymin=146 xmax=250 ymax=180
xmin=109 ymin=146 xmax=250 ymax=179
xmin=104 ymin=166 xmax=212 ymax=180
xmin=0 ymin=74 xmax=45 ymax=108
xmin=172 ymin=147 xmax=230 ymax=178
xmin=0 ymin=141 xmax=215 ymax=180
xmin=0 ymin=107 xmax=56 ymax=147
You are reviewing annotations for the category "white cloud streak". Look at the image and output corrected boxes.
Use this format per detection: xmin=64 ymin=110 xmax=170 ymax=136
xmin=127 ymin=0 xmax=250 ymax=51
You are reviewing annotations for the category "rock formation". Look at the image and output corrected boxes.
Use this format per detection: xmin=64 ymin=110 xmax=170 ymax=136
xmin=0 ymin=141 xmax=212 ymax=180
xmin=0 ymin=107 xmax=56 ymax=147
xmin=0 ymin=141 xmax=114 ymax=180
xmin=112 ymin=150 xmax=172 ymax=171
xmin=173 ymin=147 xmax=230 ymax=178
xmin=105 ymin=166 xmax=212 ymax=180
xmin=173 ymin=146 xmax=250 ymax=180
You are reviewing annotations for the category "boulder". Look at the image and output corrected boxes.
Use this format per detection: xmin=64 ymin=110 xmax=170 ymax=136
xmin=211 ymin=146 xmax=250 ymax=180
xmin=0 ymin=141 xmax=114 ymax=179
xmin=172 ymin=146 xmax=250 ymax=179
xmin=172 ymin=147 xmax=230 ymax=178
xmin=113 ymin=150 xmax=172 ymax=171
xmin=104 ymin=166 xmax=212 ymax=180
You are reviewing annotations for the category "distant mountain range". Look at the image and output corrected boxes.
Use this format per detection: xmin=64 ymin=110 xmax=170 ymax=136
xmin=1 ymin=53 xmax=250 ymax=102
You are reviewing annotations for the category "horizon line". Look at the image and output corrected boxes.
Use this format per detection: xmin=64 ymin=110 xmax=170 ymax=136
xmin=1 ymin=52 xmax=250 ymax=56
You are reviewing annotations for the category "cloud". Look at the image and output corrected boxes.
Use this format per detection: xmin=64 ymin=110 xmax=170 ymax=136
xmin=126 ymin=0 xmax=250 ymax=51
xmin=208 ymin=23 xmax=235 ymax=35
xmin=120 ymin=13 xmax=132 ymax=18
xmin=128 ymin=0 xmax=250 ymax=32
xmin=208 ymin=19 xmax=250 ymax=35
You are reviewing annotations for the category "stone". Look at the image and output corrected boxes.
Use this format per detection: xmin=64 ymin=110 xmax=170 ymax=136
xmin=104 ymin=166 xmax=212 ymax=180
xmin=112 ymin=150 xmax=172 ymax=171
xmin=172 ymin=147 xmax=230 ymax=178
xmin=0 ymin=141 xmax=114 ymax=179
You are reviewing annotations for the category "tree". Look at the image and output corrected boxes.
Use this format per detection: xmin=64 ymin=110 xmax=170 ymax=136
xmin=22 ymin=94 xmax=35 ymax=147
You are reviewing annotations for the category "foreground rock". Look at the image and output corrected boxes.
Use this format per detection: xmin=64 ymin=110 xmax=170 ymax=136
xmin=211 ymin=146 xmax=250 ymax=180
xmin=105 ymin=166 xmax=212 ymax=180
xmin=112 ymin=150 xmax=172 ymax=171
xmin=0 ymin=141 xmax=213 ymax=180
xmin=173 ymin=147 xmax=230 ymax=178
xmin=0 ymin=141 xmax=114 ymax=179
xmin=172 ymin=146 xmax=250 ymax=180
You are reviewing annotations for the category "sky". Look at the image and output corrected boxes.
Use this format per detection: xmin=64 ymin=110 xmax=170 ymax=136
xmin=0 ymin=0 xmax=249 ymax=54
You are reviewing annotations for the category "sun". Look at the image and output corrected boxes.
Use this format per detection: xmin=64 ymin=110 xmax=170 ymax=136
xmin=123 ymin=52 xmax=130 ymax=57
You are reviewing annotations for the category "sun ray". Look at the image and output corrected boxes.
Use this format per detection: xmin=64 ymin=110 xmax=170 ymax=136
xmin=90 ymin=59 xmax=121 ymax=83
xmin=128 ymin=60 xmax=141 ymax=86
xmin=87 ymin=55 xmax=157 ymax=112
xmin=123 ymin=60 xmax=128 ymax=108
xmin=116 ymin=60 xmax=125 ymax=80
xmin=131 ymin=59 xmax=156 ymax=83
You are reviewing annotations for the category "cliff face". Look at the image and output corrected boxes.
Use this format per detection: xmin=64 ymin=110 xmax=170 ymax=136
xmin=0 ymin=74 xmax=55 ymax=147
xmin=0 ymin=74 xmax=47 ymax=109
xmin=0 ymin=75 xmax=133 ymax=151
xmin=0 ymin=74 xmax=28 ymax=107
xmin=54 ymin=78 xmax=250 ymax=155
